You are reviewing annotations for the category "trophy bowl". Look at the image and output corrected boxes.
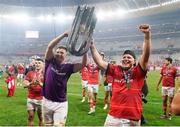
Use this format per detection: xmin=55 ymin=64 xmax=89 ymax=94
xmin=67 ymin=5 xmax=97 ymax=56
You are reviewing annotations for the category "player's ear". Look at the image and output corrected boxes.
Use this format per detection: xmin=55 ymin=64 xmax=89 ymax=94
xmin=133 ymin=59 xmax=136 ymax=66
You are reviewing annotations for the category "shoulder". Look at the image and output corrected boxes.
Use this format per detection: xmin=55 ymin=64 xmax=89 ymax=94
xmin=106 ymin=64 xmax=121 ymax=74
xmin=27 ymin=71 xmax=34 ymax=75
xmin=63 ymin=63 xmax=74 ymax=69
xmin=173 ymin=66 xmax=178 ymax=70
xmin=45 ymin=57 xmax=55 ymax=64
xmin=133 ymin=63 xmax=147 ymax=75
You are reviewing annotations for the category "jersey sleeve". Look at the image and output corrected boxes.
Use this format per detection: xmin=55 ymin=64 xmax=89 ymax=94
xmin=106 ymin=63 xmax=115 ymax=77
xmin=134 ymin=63 xmax=147 ymax=78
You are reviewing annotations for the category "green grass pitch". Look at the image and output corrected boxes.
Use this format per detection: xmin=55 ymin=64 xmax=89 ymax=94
xmin=0 ymin=71 xmax=180 ymax=126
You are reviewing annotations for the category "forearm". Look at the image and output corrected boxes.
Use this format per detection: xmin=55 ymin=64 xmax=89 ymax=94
xmin=157 ymin=77 xmax=162 ymax=87
xmin=90 ymin=44 xmax=106 ymax=70
xmin=45 ymin=33 xmax=67 ymax=59
xmin=73 ymin=54 xmax=88 ymax=73
xmin=24 ymin=80 xmax=30 ymax=88
xmin=82 ymin=53 xmax=88 ymax=67
xmin=142 ymin=32 xmax=151 ymax=64
xmin=47 ymin=33 xmax=66 ymax=49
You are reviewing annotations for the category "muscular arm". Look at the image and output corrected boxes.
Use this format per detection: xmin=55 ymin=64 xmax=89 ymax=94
xmin=45 ymin=32 xmax=68 ymax=60
xmin=73 ymin=53 xmax=88 ymax=73
xmin=90 ymin=42 xmax=108 ymax=71
xmin=139 ymin=24 xmax=151 ymax=70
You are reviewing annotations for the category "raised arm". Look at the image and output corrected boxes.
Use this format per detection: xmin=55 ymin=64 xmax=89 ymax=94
xmin=73 ymin=53 xmax=88 ymax=73
xmin=139 ymin=24 xmax=151 ymax=70
xmin=45 ymin=32 xmax=68 ymax=60
xmin=90 ymin=41 xmax=108 ymax=71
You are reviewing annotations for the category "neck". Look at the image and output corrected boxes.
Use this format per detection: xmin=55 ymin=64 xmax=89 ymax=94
xmin=122 ymin=66 xmax=132 ymax=71
xmin=56 ymin=59 xmax=65 ymax=64
xmin=167 ymin=64 xmax=172 ymax=68
xmin=35 ymin=69 xmax=41 ymax=72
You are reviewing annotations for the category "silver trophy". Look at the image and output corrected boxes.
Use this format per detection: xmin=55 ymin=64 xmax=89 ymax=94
xmin=67 ymin=5 xmax=97 ymax=56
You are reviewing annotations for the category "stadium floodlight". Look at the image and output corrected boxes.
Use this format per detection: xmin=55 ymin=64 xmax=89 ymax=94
xmin=25 ymin=31 xmax=39 ymax=39
xmin=116 ymin=9 xmax=127 ymax=17
xmin=45 ymin=15 xmax=53 ymax=22
xmin=96 ymin=9 xmax=127 ymax=21
xmin=106 ymin=11 xmax=115 ymax=17
xmin=162 ymin=0 xmax=180 ymax=6
xmin=37 ymin=13 xmax=74 ymax=23
xmin=96 ymin=10 xmax=106 ymax=20
xmin=1 ymin=14 xmax=11 ymax=19
xmin=55 ymin=14 xmax=66 ymax=23
xmin=37 ymin=15 xmax=46 ymax=21
xmin=3 ymin=13 xmax=30 ymax=24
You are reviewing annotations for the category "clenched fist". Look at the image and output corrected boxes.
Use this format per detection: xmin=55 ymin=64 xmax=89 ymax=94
xmin=139 ymin=24 xmax=151 ymax=34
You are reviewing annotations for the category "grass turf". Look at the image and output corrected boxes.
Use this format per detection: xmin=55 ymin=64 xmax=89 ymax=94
xmin=0 ymin=71 xmax=180 ymax=126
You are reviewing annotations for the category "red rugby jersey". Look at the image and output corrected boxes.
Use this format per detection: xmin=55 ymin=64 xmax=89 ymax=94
xmin=107 ymin=63 xmax=146 ymax=120
xmin=87 ymin=64 xmax=100 ymax=84
xmin=105 ymin=74 xmax=113 ymax=84
xmin=17 ymin=64 xmax=24 ymax=74
xmin=160 ymin=66 xmax=177 ymax=87
xmin=5 ymin=76 xmax=16 ymax=89
xmin=25 ymin=71 xmax=43 ymax=100
xmin=8 ymin=66 xmax=14 ymax=74
xmin=80 ymin=67 xmax=89 ymax=81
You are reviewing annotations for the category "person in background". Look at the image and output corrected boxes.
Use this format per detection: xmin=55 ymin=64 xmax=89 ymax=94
xmin=24 ymin=58 xmax=44 ymax=126
xmin=17 ymin=63 xmax=25 ymax=86
xmin=5 ymin=65 xmax=16 ymax=97
xmin=156 ymin=57 xmax=178 ymax=120
xmin=80 ymin=66 xmax=89 ymax=103
xmin=87 ymin=58 xmax=100 ymax=115
xmin=103 ymin=60 xmax=115 ymax=110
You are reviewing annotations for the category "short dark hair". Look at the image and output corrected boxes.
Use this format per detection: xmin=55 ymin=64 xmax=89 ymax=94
xmin=123 ymin=50 xmax=136 ymax=59
xmin=57 ymin=46 xmax=67 ymax=52
xmin=35 ymin=58 xmax=44 ymax=62
xmin=165 ymin=57 xmax=173 ymax=63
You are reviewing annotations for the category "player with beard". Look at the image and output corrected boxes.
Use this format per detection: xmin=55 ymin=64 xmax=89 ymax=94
xmin=42 ymin=32 xmax=87 ymax=126
xmin=90 ymin=24 xmax=151 ymax=126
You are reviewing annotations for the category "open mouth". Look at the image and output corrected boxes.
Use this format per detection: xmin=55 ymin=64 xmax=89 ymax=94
xmin=123 ymin=60 xmax=131 ymax=65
